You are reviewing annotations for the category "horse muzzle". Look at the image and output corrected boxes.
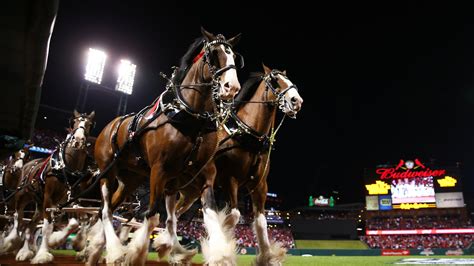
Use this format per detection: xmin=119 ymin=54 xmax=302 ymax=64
xmin=219 ymin=81 xmax=241 ymax=101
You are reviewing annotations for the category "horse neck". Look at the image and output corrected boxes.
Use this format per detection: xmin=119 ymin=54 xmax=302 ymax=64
xmin=237 ymin=81 xmax=277 ymax=134
xmin=179 ymin=61 xmax=213 ymax=113
xmin=63 ymin=145 xmax=87 ymax=171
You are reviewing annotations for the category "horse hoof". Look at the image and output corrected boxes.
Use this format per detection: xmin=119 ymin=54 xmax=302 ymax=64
xmin=170 ymin=247 xmax=197 ymax=265
xmin=155 ymin=243 xmax=172 ymax=259
xmin=31 ymin=251 xmax=54 ymax=264
xmin=15 ymin=249 xmax=34 ymax=261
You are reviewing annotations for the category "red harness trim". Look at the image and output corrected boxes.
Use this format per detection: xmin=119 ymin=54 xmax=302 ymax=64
xmin=193 ymin=50 xmax=205 ymax=63
xmin=146 ymin=95 xmax=162 ymax=118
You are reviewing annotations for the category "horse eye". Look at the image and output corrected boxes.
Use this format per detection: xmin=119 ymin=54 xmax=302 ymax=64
xmin=224 ymin=46 xmax=231 ymax=54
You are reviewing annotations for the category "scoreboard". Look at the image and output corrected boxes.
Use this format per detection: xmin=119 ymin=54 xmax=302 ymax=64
xmin=364 ymin=158 xmax=464 ymax=210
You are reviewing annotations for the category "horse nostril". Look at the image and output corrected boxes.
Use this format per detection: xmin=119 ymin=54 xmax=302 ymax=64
xmin=223 ymin=82 xmax=230 ymax=89
xmin=291 ymin=97 xmax=298 ymax=103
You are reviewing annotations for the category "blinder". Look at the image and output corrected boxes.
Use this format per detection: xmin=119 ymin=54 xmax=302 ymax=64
xmin=234 ymin=52 xmax=245 ymax=69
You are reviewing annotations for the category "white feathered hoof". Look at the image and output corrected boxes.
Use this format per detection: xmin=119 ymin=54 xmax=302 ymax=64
xmin=169 ymin=246 xmax=197 ymax=265
xmin=223 ymin=208 xmax=240 ymax=231
xmin=31 ymin=250 xmax=54 ymax=264
xmin=1 ymin=232 xmax=21 ymax=254
xmin=15 ymin=246 xmax=34 ymax=261
xmin=201 ymin=208 xmax=238 ymax=266
xmin=254 ymin=241 xmax=287 ymax=266
xmin=151 ymin=228 xmax=171 ymax=259
xmin=154 ymin=242 xmax=172 ymax=259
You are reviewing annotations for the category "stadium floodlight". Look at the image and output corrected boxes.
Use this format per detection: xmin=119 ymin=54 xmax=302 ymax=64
xmin=115 ymin=59 xmax=136 ymax=95
xmin=84 ymin=48 xmax=107 ymax=84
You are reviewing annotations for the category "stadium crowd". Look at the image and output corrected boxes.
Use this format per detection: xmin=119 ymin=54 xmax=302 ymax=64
xmin=366 ymin=215 xmax=472 ymax=230
xmin=31 ymin=129 xmax=65 ymax=149
xmin=177 ymin=220 xmax=295 ymax=249
xmin=362 ymin=234 xmax=474 ymax=249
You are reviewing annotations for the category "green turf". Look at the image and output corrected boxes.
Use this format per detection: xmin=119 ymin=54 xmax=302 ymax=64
xmin=295 ymin=240 xmax=368 ymax=249
xmin=52 ymin=250 xmax=474 ymax=265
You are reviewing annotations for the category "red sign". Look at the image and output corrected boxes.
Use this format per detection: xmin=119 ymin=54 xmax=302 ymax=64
xmin=376 ymin=159 xmax=446 ymax=180
xmin=381 ymin=249 xmax=410 ymax=256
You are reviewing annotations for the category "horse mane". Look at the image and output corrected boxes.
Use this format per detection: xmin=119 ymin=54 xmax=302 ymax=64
xmin=234 ymin=72 xmax=264 ymax=109
xmin=173 ymin=37 xmax=205 ymax=84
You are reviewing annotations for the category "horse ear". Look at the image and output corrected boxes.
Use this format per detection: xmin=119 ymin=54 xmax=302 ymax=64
xmin=88 ymin=111 xmax=95 ymax=120
xmin=227 ymin=33 xmax=241 ymax=47
xmin=73 ymin=109 xmax=80 ymax=117
xmin=201 ymin=27 xmax=215 ymax=41
xmin=262 ymin=63 xmax=272 ymax=74
xmin=283 ymin=70 xmax=287 ymax=75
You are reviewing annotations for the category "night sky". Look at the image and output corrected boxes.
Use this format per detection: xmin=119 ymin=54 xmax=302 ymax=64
xmin=37 ymin=1 xmax=474 ymax=208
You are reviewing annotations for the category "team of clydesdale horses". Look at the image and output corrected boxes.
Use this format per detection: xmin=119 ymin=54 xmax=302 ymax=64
xmin=0 ymin=28 xmax=303 ymax=266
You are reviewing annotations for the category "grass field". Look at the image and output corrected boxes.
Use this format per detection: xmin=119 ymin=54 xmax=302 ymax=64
xmin=295 ymin=240 xmax=368 ymax=249
xmin=53 ymin=250 xmax=474 ymax=265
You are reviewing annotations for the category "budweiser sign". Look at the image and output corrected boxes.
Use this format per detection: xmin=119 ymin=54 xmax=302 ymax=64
xmin=375 ymin=159 xmax=446 ymax=180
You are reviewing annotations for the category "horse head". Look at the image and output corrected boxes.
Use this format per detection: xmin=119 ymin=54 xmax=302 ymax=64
xmin=262 ymin=64 xmax=303 ymax=118
xmin=9 ymin=145 xmax=30 ymax=173
xmin=64 ymin=110 xmax=95 ymax=171
xmin=199 ymin=27 xmax=242 ymax=101
xmin=67 ymin=110 xmax=95 ymax=150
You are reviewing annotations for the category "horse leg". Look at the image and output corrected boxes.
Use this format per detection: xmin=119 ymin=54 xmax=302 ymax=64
xmin=2 ymin=194 xmax=27 ymax=254
xmin=124 ymin=164 xmax=163 ymax=266
xmin=99 ymin=175 xmax=126 ymax=264
xmin=251 ymin=181 xmax=286 ymax=266
xmin=85 ymin=218 xmax=105 ymax=266
xmin=15 ymin=225 xmax=34 ymax=261
xmin=48 ymin=216 xmax=79 ymax=248
xmin=16 ymin=202 xmax=41 ymax=261
xmin=30 ymin=203 xmax=54 ymax=264
xmin=223 ymin=177 xmax=241 ymax=232
xmin=153 ymin=194 xmax=197 ymax=264
xmin=175 ymin=187 xmax=200 ymax=218
xmin=200 ymin=166 xmax=237 ymax=266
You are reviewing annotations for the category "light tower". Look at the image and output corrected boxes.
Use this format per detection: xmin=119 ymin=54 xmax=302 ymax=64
xmin=75 ymin=48 xmax=137 ymax=116
xmin=115 ymin=59 xmax=136 ymax=116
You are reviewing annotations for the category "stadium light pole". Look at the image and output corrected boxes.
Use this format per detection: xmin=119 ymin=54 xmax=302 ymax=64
xmin=75 ymin=48 xmax=107 ymax=112
xmin=115 ymin=59 xmax=136 ymax=116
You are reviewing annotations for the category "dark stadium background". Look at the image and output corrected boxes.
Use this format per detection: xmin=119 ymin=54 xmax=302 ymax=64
xmin=35 ymin=1 xmax=474 ymax=209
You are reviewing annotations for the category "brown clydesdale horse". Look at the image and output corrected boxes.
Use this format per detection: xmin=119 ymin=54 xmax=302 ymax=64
xmin=2 ymin=110 xmax=95 ymax=263
xmin=0 ymin=144 xmax=31 ymax=209
xmin=92 ymin=28 xmax=242 ymax=265
xmin=173 ymin=65 xmax=303 ymax=265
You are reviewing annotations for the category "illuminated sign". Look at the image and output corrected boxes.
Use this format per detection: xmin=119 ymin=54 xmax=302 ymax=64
xmin=375 ymin=159 xmax=446 ymax=180
xmin=379 ymin=195 xmax=392 ymax=210
xmin=437 ymin=176 xmax=457 ymax=187
xmin=366 ymin=196 xmax=379 ymax=210
xmin=435 ymin=192 xmax=464 ymax=208
xmin=366 ymin=228 xmax=474 ymax=235
xmin=365 ymin=181 xmax=390 ymax=195
xmin=393 ymin=203 xmax=436 ymax=210
xmin=314 ymin=196 xmax=329 ymax=206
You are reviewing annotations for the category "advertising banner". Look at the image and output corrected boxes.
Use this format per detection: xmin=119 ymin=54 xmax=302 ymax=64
xmin=379 ymin=195 xmax=392 ymax=210
xmin=381 ymin=249 xmax=410 ymax=256
xmin=435 ymin=192 xmax=464 ymax=208
xmin=366 ymin=196 xmax=379 ymax=211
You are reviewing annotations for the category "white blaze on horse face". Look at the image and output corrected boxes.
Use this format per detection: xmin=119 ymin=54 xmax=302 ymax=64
xmin=218 ymin=44 xmax=240 ymax=100
xmin=13 ymin=151 xmax=25 ymax=169
xmin=74 ymin=120 xmax=87 ymax=139
xmin=18 ymin=150 xmax=26 ymax=160
xmin=278 ymin=74 xmax=303 ymax=114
